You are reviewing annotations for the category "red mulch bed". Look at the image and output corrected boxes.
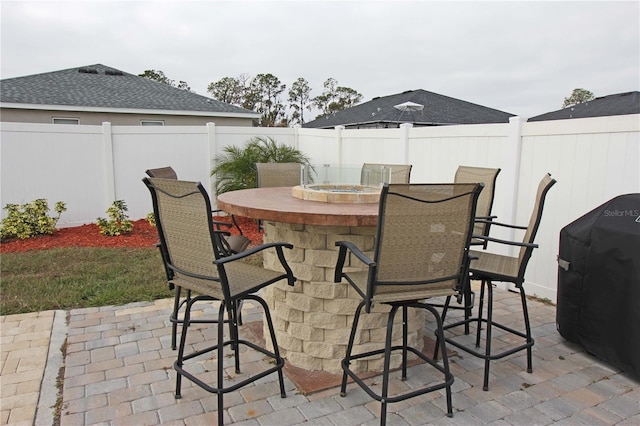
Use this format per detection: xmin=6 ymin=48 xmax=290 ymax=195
xmin=0 ymin=216 xmax=263 ymax=253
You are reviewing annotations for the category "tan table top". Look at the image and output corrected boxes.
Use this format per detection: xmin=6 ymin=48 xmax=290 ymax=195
xmin=216 ymin=187 xmax=379 ymax=227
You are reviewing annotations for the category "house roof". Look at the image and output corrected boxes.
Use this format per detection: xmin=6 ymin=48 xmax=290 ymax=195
xmin=528 ymin=91 xmax=640 ymax=122
xmin=303 ymin=89 xmax=515 ymax=128
xmin=0 ymin=64 xmax=258 ymax=117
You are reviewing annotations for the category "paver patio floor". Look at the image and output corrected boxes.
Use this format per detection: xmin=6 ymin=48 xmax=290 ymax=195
xmin=2 ymin=287 xmax=639 ymax=425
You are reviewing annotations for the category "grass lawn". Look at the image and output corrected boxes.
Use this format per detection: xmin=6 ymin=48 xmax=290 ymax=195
xmin=1 ymin=247 xmax=169 ymax=315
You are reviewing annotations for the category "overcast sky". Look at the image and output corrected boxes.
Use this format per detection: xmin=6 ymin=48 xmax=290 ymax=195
xmin=1 ymin=0 xmax=638 ymax=119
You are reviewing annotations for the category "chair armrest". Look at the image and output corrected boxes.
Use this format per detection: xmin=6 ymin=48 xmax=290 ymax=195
xmin=475 ymin=217 xmax=527 ymax=229
xmin=215 ymin=242 xmax=293 ymax=264
xmin=215 ymin=242 xmax=296 ymax=286
xmin=474 ymin=219 xmax=527 ymax=230
xmin=471 ymin=234 xmax=539 ymax=249
xmin=212 ymin=209 xmax=244 ymax=235
xmin=334 ymin=241 xmax=375 ymax=283
xmin=475 ymin=215 xmax=497 ymax=221
xmin=212 ymin=220 xmax=232 ymax=230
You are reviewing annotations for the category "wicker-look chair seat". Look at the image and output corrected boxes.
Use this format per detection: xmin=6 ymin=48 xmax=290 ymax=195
xmin=466 ymin=250 xmax=519 ymax=279
xmin=171 ymin=259 xmax=287 ymax=302
xmin=340 ymin=270 xmax=458 ymax=303
xmin=143 ymin=177 xmax=296 ymax=425
xmin=441 ymin=173 xmax=557 ymax=392
xmin=334 ymin=182 xmax=483 ymax=426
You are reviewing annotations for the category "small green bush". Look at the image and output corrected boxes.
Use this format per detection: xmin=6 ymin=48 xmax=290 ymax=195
xmin=145 ymin=212 xmax=156 ymax=227
xmin=0 ymin=199 xmax=67 ymax=240
xmin=96 ymin=200 xmax=133 ymax=236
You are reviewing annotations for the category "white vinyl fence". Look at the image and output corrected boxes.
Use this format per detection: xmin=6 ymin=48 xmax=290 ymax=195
xmin=1 ymin=116 xmax=639 ymax=300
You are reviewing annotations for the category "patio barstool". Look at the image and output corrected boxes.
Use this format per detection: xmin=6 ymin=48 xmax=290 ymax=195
xmin=439 ymin=173 xmax=557 ymax=391
xmin=143 ymin=177 xmax=296 ymax=425
xmin=145 ymin=167 xmax=250 ymax=348
xmin=334 ymin=182 xmax=483 ymax=426
xmin=447 ymin=165 xmax=501 ymax=332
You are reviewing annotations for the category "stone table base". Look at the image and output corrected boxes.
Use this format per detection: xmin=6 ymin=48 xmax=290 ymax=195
xmin=261 ymin=220 xmax=424 ymax=375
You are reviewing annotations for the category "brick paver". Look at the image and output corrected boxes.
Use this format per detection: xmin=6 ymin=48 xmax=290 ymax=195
xmin=2 ymin=291 xmax=639 ymax=425
xmin=1 ymin=310 xmax=55 ymax=426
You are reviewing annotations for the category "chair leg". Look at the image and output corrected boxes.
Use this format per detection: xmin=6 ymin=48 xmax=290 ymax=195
xmin=170 ymin=286 xmax=183 ymax=350
xmin=343 ymin=301 xmax=454 ymax=424
xmin=236 ymin=299 xmax=244 ymax=325
xmin=401 ymin=306 xmax=408 ymax=381
xmin=341 ymin=301 xmax=366 ymax=397
xmin=433 ymin=295 xmax=453 ymax=361
xmin=463 ymin=285 xmax=473 ymax=335
xmin=172 ymin=293 xmax=285 ymax=423
xmin=442 ymin=278 xmax=534 ymax=392
xmin=482 ymin=281 xmax=494 ymax=391
xmin=475 ymin=280 xmax=487 ymax=348
xmin=519 ymin=287 xmax=534 ymax=374
xmin=217 ymin=303 xmax=226 ymax=425
xmin=174 ymin=293 xmax=195 ymax=399
xmin=253 ymin=295 xmax=287 ymax=398
xmin=227 ymin=301 xmax=241 ymax=374
xmin=425 ymin=304 xmax=453 ymax=417
xmin=380 ymin=305 xmax=402 ymax=426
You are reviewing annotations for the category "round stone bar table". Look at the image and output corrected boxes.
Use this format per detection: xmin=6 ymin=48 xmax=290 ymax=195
xmin=217 ymin=187 xmax=424 ymax=375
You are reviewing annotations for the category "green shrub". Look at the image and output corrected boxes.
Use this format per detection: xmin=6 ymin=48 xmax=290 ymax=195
xmin=96 ymin=200 xmax=133 ymax=236
xmin=145 ymin=212 xmax=156 ymax=227
xmin=0 ymin=199 xmax=67 ymax=240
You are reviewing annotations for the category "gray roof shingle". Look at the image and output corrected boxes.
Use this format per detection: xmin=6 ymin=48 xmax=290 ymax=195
xmin=303 ymin=89 xmax=515 ymax=128
xmin=0 ymin=64 xmax=257 ymax=116
xmin=527 ymin=91 xmax=640 ymax=122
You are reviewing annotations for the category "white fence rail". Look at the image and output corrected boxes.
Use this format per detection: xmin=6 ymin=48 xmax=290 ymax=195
xmin=2 ymin=116 xmax=639 ymax=300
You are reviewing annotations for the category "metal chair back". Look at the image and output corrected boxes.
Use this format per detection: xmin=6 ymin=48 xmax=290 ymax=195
xmin=256 ymin=163 xmax=301 ymax=187
xmin=454 ymin=166 xmax=501 ymax=242
xmin=517 ymin=173 xmax=557 ymax=277
xmin=146 ymin=166 xmax=178 ymax=179
xmin=144 ymin=178 xmax=223 ymax=286
xmin=371 ymin=183 xmax=482 ymax=302
xmin=361 ymin=163 xmax=412 ymax=186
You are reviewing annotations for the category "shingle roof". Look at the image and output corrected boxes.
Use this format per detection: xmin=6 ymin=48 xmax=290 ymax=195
xmin=0 ymin=64 xmax=257 ymax=116
xmin=303 ymin=89 xmax=515 ymax=128
xmin=528 ymin=91 xmax=640 ymax=122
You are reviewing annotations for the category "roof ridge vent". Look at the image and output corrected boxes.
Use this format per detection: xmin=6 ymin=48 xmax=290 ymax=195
xmin=78 ymin=67 xmax=98 ymax=74
xmin=105 ymin=69 xmax=124 ymax=76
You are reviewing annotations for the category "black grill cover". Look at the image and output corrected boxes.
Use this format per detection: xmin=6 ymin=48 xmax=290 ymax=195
xmin=556 ymin=193 xmax=640 ymax=379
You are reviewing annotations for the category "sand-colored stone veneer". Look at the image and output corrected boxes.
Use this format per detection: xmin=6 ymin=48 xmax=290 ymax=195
xmin=260 ymin=220 xmax=424 ymax=375
xmin=292 ymin=185 xmax=381 ymax=204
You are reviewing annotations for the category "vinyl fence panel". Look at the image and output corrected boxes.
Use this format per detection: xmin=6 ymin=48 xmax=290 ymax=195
xmin=1 ymin=115 xmax=638 ymax=301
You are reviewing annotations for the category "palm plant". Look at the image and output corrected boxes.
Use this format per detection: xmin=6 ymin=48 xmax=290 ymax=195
xmin=211 ymin=136 xmax=313 ymax=195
